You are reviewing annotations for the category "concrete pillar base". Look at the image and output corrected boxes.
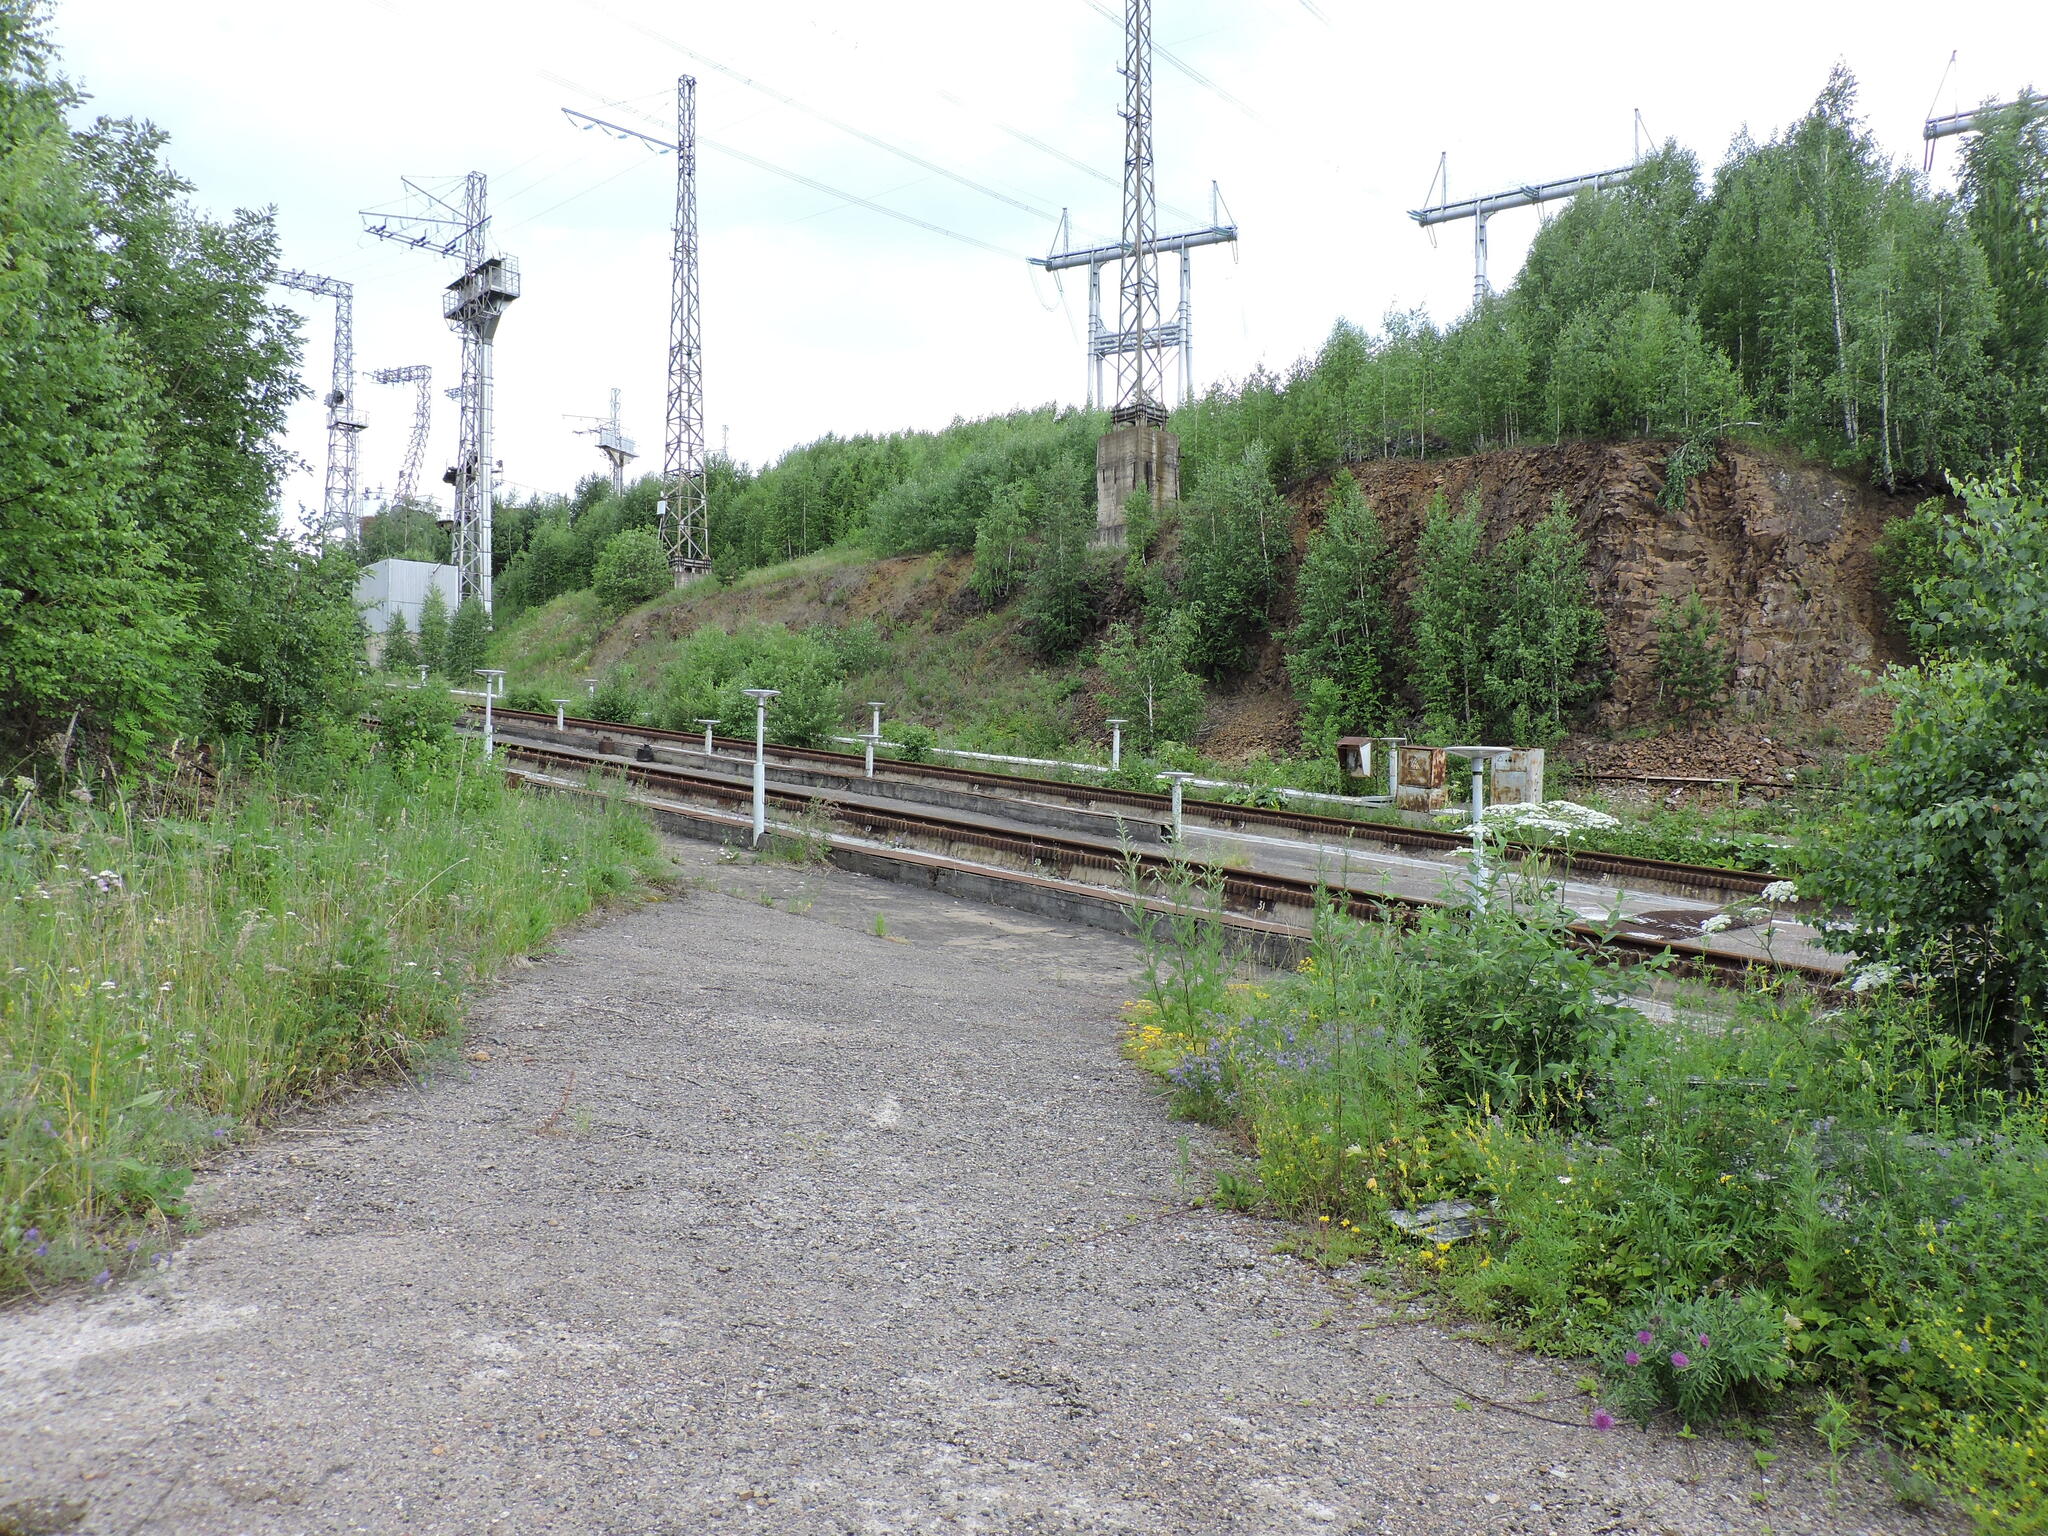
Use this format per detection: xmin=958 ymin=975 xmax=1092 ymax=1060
xmin=1094 ymin=423 xmax=1179 ymax=548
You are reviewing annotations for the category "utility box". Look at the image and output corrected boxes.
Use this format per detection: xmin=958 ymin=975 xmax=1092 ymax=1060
xmin=1395 ymin=746 xmax=1448 ymax=813
xmin=356 ymin=558 xmax=457 ymax=661
xmin=1492 ymin=748 xmax=1546 ymax=806
xmin=1336 ymin=736 xmax=1372 ymax=777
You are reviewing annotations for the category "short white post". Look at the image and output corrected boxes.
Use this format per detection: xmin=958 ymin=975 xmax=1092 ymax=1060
xmin=417 ymin=666 xmax=429 ymax=686
xmin=742 ymin=688 xmax=780 ymax=846
xmin=475 ymin=670 xmax=505 ymax=759
xmin=862 ymin=732 xmax=878 ymax=779
xmin=1106 ymin=718 xmax=1128 ymax=771
xmin=584 ymin=677 xmax=599 ymax=699
xmin=1470 ymin=758 xmax=1488 ymax=891
xmin=867 ymin=701 xmax=885 ymax=740
xmin=551 ymin=699 xmax=569 ymax=731
xmin=695 ymin=718 xmax=720 ymax=756
xmin=1158 ymin=771 xmax=1195 ymax=842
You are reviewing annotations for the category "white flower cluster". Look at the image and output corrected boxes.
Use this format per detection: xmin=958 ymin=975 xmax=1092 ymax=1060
xmin=1760 ymin=880 xmax=1799 ymax=903
xmin=1848 ymin=963 xmax=1901 ymax=994
xmin=1477 ymin=800 xmax=1621 ymax=838
xmin=1699 ymin=913 xmax=1735 ymax=934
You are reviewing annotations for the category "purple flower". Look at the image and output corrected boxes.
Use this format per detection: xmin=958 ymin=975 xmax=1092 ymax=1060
xmin=1670 ymin=1351 xmax=1691 ymax=1370
xmin=125 ymin=1240 xmax=139 ymax=1253
xmin=22 ymin=1227 xmax=38 ymax=1244
xmin=1591 ymin=1409 xmax=1616 ymax=1431
xmin=1697 ymin=1333 xmax=1711 ymax=1350
xmin=1898 ymin=1337 xmax=1911 ymax=1354
xmin=1636 ymin=1329 xmax=1653 ymax=1346
xmin=92 ymin=1269 xmax=111 ymax=1288
xmin=1624 ymin=1350 xmax=1641 ymax=1367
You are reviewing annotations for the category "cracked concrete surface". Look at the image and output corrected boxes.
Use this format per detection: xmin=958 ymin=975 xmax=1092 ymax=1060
xmin=0 ymin=841 xmax=1953 ymax=1534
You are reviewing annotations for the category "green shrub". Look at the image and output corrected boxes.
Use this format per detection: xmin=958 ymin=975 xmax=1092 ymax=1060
xmin=592 ymin=527 xmax=672 ymax=615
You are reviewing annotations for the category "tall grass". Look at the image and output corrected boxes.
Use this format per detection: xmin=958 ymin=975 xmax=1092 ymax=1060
xmin=0 ymin=727 xmax=662 ymax=1292
xmin=1126 ymin=880 xmax=2048 ymax=1533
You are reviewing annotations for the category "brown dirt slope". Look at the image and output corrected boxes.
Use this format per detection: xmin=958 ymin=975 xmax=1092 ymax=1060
xmin=1288 ymin=441 xmax=1924 ymax=726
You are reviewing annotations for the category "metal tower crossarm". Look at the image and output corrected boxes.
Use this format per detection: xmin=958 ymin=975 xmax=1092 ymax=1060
xmin=1925 ymin=97 xmax=2043 ymax=141
xmin=274 ymin=268 xmax=365 ymax=545
xmin=1409 ymin=164 xmax=1636 ymax=305
xmin=1033 ymin=221 xmax=1236 ymax=408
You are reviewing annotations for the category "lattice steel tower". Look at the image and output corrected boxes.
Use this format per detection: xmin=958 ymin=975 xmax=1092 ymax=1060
xmin=368 ymin=365 xmax=433 ymax=505
xmin=571 ymin=388 xmax=638 ymax=497
xmin=664 ymin=76 xmax=710 ymax=583
xmin=275 ymin=269 xmax=366 ymax=544
xmin=363 ymin=173 xmax=521 ymax=615
xmin=1113 ymin=0 xmax=1166 ymax=428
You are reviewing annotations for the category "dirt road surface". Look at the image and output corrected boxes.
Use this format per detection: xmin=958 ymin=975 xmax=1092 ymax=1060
xmin=0 ymin=841 xmax=1950 ymax=1534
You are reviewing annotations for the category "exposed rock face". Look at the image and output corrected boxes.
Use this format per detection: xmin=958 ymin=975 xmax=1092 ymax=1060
xmin=1307 ymin=441 xmax=1927 ymax=724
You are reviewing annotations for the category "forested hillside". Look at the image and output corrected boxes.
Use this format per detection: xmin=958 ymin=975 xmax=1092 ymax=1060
xmin=471 ymin=69 xmax=2044 ymax=757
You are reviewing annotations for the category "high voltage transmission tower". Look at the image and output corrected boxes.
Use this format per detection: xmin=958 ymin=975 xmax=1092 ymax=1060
xmin=1069 ymin=0 xmax=1207 ymax=547
xmin=362 ymin=174 xmax=521 ymax=615
xmin=562 ymin=77 xmax=709 ymax=585
xmin=274 ymin=269 xmax=366 ymax=545
xmin=568 ymin=388 xmax=639 ymax=496
xmin=368 ymin=366 xmax=434 ymax=506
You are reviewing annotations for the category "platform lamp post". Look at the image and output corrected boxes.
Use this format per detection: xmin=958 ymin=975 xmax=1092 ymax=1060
xmin=1157 ymin=770 xmax=1196 ymax=843
xmin=551 ymin=698 xmax=570 ymax=731
xmin=741 ymin=688 xmax=780 ymax=846
xmin=1105 ymin=718 xmax=1128 ymax=772
xmin=866 ymin=701 xmax=886 ymax=740
xmin=859 ymin=731 xmax=881 ymax=779
xmin=694 ymin=718 xmax=721 ymax=757
xmin=475 ymin=669 xmax=505 ymax=759
xmin=584 ymin=677 xmax=599 ymax=699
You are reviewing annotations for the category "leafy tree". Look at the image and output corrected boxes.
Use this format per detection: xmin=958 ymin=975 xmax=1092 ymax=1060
xmin=1408 ymin=493 xmax=1490 ymax=739
xmin=359 ymin=500 xmax=449 ymax=564
xmin=1285 ymin=470 xmax=1394 ymax=734
xmin=1651 ymin=591 xmax=1734 ymax=717
xmin=205 ymin=541 xmax=364 ymax=738
xmin=1482 ymin=497 xmax=1606 ymax=740
xmin=0 ymin=8 xmax=187 ymax=767
xmin=1959 ymin=94 xmax=2048 ymax=457
xmin=1095 ymin=608 xmax=1205 ymax=749
xmin=444 ymin=597 xmax=488 ymax=682
xmin=416 ymin=585 xmax=450 ymax=677
xmin=1178 ymin=443 xmax=1286 ymax=675
xmin=655 ymin=624 xmax=845 ymax=748
xmin=1804 ymin=474 xmax=2048 ymax=1067
xmin=970 ymin=481 xmax=1033 ymax=605
xmin=592 ymin=527 xmax=671 ymax=615
xmin=380 ymin=609 xmax=420 ymax=674
xmin=1021 ymin=495 xmax=1100 ymax=661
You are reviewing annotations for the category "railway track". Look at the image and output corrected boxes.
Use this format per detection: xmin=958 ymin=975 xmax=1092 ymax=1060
xmin=492 ymin=730 xmax=1842 ymax=990
xmin=482 ymin=706 xmax=1785 ymax=902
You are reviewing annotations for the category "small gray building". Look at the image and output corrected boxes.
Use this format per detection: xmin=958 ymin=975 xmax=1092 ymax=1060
xmin=356 ymin=559 xmax=457 ymax=662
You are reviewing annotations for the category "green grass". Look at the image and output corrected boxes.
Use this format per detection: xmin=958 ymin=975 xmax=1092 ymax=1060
xmin=0 ymin=730 xmax=664 ymax=1294
xmin=1125 ymin=881 xmax=2048 ymax=1532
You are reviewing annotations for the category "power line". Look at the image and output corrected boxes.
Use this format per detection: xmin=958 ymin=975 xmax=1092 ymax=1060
xmin=574 ymin=0 xmax=1061 ymax=223
xmin=1080 ymin=0 xmax=1263 ymax=123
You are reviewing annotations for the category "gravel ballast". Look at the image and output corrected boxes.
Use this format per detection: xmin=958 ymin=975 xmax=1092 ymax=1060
xmin=0 ymin=841 xmax=1955 ymax=1534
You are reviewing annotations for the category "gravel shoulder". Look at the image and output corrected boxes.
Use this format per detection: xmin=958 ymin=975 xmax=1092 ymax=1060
xmin=0 ymin=839 xmax=1954 ymax=1535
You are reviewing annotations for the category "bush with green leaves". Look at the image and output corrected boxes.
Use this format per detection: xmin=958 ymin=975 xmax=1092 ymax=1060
xmin=416 ymin=585 xmax=450 ymax=677
xmin=443 ymin=596 xmax=488 ymax=682
xmin=592 ymin=527 xmax=673 ymax=615
xmin=379 ymin=610 xmax=420 ymax=674
xmin=1095 ymin=609 xmax=1205 ymax=750
xmin=1408 ymin=493 xmax=1491 ymax=740
xmin=656 ymin=624 xmax=847 ymax=748
xmin=1804 ymin=473 xmax=2048 ymax=1068
xmin=1599 ymin=1292 xmax=1793 ymax=1428
xmin=1177 ymin=443 xmax=1286 ymax=676
xmin=1285 ymin=470 xmax=1394 ymax=737
xmin=1652 ymin=590 xmax=1734 ymax=717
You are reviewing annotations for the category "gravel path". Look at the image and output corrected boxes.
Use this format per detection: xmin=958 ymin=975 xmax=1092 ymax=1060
xmin=0 ymin=841 xmax=1952 ymax=1535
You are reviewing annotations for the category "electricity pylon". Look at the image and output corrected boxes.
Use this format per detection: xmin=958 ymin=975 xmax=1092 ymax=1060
xmin=1924 ymin=93 xmax=2045 ymax=170
xmin=561 ymin=77 xmax=708 ymax=584
xmin=368 ymin=365 xmax=433 ymax=505
xmin=1112 ymin=0 xmax=1165 ymax=429
xmin=1409 ymin=153 xmax=1636 ymax=307
xmin=275 ymin=269 xmax=366 ymax=544
xmin=362 ymin=174 xmax=521 ymax=615
xmin=568 ymin=388 xmax=638 ymax=496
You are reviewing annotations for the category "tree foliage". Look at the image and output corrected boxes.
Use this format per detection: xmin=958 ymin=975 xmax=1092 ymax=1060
xmin=1095 ymin=609 xmax=1205 ymax=750
xmin=592 ymin=527 xmax=672 ymax=615
xmin=1652 ymin=591 xmax=1735 ymax=717
xmin=1284 ymin=470 xmax=1394 ymax=734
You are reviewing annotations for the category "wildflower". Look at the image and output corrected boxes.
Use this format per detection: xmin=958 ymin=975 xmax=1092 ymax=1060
xmin=1624 ymin=1351 xmax=1641 ymax=1368
xmin=1637 ymin=1330 xmax=1654 ymax=1346
xmin=1898 ymin=1337 xmax=1911 ymax=1354
xmin=22 ymin=1228 xmax=38 ymax=1244
xmin=1591 ymin=1409 xmax=1616 ymax=1431
xmin=1699 ymin=914 xmax=1733 ymax=935
xmin=1697 ymin=1333 xmax=1711 ymax=1350
xmin=1366 ymin=1177 xmax=1378 ymax=1192
xmin=1670 ymin=1351 xmax=1691 ymax=1370
xmin=92 ymin=1269 xmax=111 ymax=1287
xmin=10 ymin=775 xmax=32 ymax=795
xmin=1783 ymin=1312 xmax=1804 ymax=1331
xmin=1761 ymin=880 xmax=1798 ymax=903
xmin=1557 ymin=1175 xmax=1573 ymax=1185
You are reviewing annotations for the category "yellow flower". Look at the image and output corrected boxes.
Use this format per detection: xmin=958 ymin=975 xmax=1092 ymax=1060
xmin=1366 ymin=1177 xmax=1378 ymax=1191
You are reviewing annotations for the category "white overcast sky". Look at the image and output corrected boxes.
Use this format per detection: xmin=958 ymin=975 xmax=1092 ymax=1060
xmin=50 ymin=0 xmax=2047 ymax=526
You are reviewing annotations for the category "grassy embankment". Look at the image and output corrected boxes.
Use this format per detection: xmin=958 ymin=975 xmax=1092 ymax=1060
xmin=1126 ymin=877 xmax=2047 ymax=1532
xmin=0 ymin=704 xmax=664 ymax=1294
